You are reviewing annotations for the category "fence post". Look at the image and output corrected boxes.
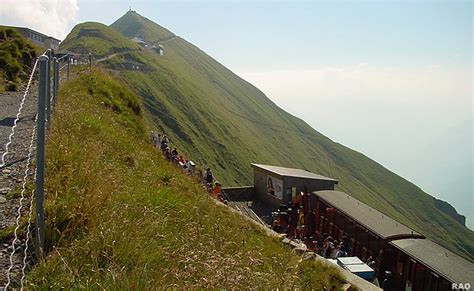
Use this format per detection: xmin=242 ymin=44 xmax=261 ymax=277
xmin=67 ymin=54 xmax=70 ymax=80
xmin=88 ymin=53 xmax=92 ymax=73
xmin=36 ymin=55 xmax=48 ymax=259
xmin=45 ymin=49 xmax=51 ymax=123
xmin=53 ymin=57 xmax=59 ymax=108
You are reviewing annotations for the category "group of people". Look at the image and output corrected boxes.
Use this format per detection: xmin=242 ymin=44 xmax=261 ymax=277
xmin=271 ymin=191 xmax=352 ymax=259
xmin=150 ymin=131 xmax=195 ymax=175
xmin=271 ymin=191 xmax=311 ymax=240
xmin=150 ymin=131 xmax=226 ymax=204
xmin=316 ymin=234 xmax=352 ymax=259
xmin=203 ymin=167 xmax=227 ymax=204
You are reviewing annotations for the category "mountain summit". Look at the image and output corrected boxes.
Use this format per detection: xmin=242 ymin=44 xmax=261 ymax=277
xmin=61 ymin=11 xmax=473 ymax=260
xmin=111 ymin=10 xmax=175 ymax=43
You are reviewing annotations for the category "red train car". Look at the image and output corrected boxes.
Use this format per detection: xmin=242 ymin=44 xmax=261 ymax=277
xmin=308 ymin=190 xmax=473 ymax=290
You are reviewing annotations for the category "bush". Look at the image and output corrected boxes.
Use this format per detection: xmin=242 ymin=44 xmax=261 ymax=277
xmin=0 ymin=26 xmax=40 ymax=91
xmin=5 ymin=82 xmax=18 ymax=91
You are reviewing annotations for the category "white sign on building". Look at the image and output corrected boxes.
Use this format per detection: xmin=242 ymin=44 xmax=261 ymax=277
xmin=266 ymin=176 xmax=283 ymax=200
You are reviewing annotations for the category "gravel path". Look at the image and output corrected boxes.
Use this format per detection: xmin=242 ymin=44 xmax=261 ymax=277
xmin=0 ymin=83 xmax=38 ymax=288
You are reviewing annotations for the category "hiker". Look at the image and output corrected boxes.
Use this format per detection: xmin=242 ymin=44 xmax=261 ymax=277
xmin=323 ymin=237 xmax=334 ymax=258
xmin=160 ymin=135 xmax=169 ymax=151
xmin=213 ymin=181 xmax=222 ymax=198
xmin=297 ymin=206 xmax=305 ymax=239
xmin=187 ymin=160 xmax=195 ymax=176
xmin=335 ymin=242 xmax=347 ymax=258
xmin=316 ymin=238 xmax=324 ymax=256
xmin=156 ymin=134 xmax=162 ymax=147
xmin=206 ymin=183 xmax=213 ymax=194
xmin=181 ymin=159 xmax=189 ymax=171
xmin=330 ymin=241 xmax=339 ymax=259
xmin=213 ymin=182 xmax=227 ymax=204
xmin=172 ymin=154 xmax=179 ymax=165
xmin=204 ymin=168 xmax=214 ymax=185
xmin=339 ymin=236 xmax=350 ymax=255
xmin=150 ymin=131 xmax=158 ymax=145
xmin=367 ymin=256 xmax=376 ymax=270
xmin=150 ymin=131 xmax=155 ymax=142
xmin=171 ymin=147 xmax=178 ymax=156
xmin=197 ymin=168 xmax=203 ymax=183
xmin=382 ymin=271 xmax=394 ymax=291
xmin=164 ymin=147 xmax=171 ymax=161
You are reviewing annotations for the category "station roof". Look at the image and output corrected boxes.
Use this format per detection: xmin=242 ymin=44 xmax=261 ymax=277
xmin=314 ymin=190 xmax=423 ymax=240
xmin=11 ymin=26 xmax=61 ymax=42
xmin=251 ymin=164 xmax=338 ymax=182
xmin=390 ymin=238 xmax=474 ymax=284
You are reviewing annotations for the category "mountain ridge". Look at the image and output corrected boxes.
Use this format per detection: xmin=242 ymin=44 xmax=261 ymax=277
xmin=60 ymin=11 xmax=474 ymax=261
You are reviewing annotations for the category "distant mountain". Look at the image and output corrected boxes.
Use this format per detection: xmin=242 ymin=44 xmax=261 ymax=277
xmin=60 ymin=11 xmax=474 ymax=261
xmin=110 ymin=10 xmax=174 ymax=43
xmin=405 ymin=119 xmax=473 ymax=229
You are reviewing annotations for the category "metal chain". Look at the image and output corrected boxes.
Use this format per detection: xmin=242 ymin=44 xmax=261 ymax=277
xmin=0 ymin=59 xmax=39 ymax=169
xmin=20 ymin=180 xmax=36 ymax=290
xmin=56 ymin=54 xmax=68 ymax=61
xmin=3 ymin=114 xmax=38 ymax=290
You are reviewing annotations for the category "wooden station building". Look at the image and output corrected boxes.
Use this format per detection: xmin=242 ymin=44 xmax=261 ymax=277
xmin=251 ymin=163 xmax=338 ymax=209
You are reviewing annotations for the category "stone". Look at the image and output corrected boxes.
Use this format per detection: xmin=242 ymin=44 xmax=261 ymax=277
xmin=0 ymin=195 xmax=7 ymax=203
xmin=0 ymin=188 xmax=11 ymax=194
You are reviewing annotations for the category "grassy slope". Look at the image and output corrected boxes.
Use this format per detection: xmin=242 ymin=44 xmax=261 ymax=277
xmin=27 ymin=69 xmax=343 ymax=289
xmin=60 ymin=22 xmax=141 ymax=57
xmin=0 ymin=26 xmax=40 ymax=91
xmin=61 ymin=12 xmax=474 ymax=261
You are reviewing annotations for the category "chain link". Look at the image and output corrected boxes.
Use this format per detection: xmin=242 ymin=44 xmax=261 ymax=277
xmin=0 ymin=59 xmax=39 ymax=169
xmin=3 ymin=114 xmax=37 ymax=290
xmin=20 ymin=183 xmax=36 ymax=290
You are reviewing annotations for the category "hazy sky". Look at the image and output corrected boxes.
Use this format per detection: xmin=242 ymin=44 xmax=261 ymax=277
xmin=1 ymin=0 xmax=472 ymax=226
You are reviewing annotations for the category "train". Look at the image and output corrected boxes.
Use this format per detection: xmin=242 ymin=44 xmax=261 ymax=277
xmin=271 ymin=189 xmax=473 ymax=291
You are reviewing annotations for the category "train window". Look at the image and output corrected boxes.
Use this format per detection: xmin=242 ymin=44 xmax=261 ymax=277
xmin=429 ymin=273 xmax=439 ymax=291
xmin=333 ymin=225 xmax=339 ymax=239
xmin=414 ymin=263 xmax=425 ymax=290
xmin=397 ymin=261 xmax=403 ymax=276
xmin=438 ymin=278 xmax=449 ymax=290
xmin=425 ymin=271 xmax=432 ymax=291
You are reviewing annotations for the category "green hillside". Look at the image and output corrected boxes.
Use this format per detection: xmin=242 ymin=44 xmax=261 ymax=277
xmin=60 ymin=22 xmax=140 ymax=57
xmin=61 ymin=11 xmax=474 ymax=261
xmin=0 ymin=26 xmax=40 ymax=91
xmin=28 ymin=69 xmax=343 ymax=288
